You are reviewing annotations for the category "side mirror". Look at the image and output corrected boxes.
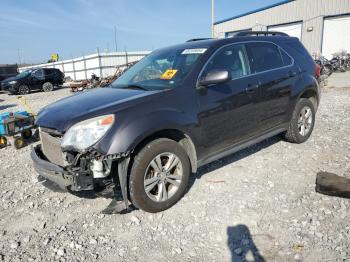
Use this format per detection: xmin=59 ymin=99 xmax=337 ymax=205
xmin=198 ymin=69 xmax=230 ymax=87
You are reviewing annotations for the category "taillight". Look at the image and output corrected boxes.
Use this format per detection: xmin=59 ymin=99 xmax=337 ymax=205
xmin=315 ymin=64 xmax=321 ymax=78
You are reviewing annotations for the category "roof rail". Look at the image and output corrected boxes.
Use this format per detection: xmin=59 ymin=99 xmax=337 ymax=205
xmin=186 ymin=38 xmax=213 ymax=42
xmin=234 ymin=31 xmax=289 ymax=37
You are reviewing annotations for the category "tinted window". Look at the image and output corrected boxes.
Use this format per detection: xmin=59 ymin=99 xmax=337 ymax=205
xmin=44 ymin=69 xmax=55 ymax=76
xmin=246 ymin=42 xmax=285 ymax=73
xmin=280 ymin=48 xmax=293 ymax=66
xmin=202 ymin=44 xmax=250 ymax=80
xmin=32 ymin=69 xmax=44 ymax=79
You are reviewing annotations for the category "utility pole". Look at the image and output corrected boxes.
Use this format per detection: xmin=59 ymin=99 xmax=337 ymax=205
xmin=114 ymin=25 xmax=118 ymax=52
xmin=211 ymin=0 xmax=215 ymax=38
xmin=17 ymin=48 xmax=22 ymax=65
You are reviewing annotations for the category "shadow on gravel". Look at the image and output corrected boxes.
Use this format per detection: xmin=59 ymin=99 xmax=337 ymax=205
xmin=227 ymin=225 xmax=265 ymax=262
xmin=188 ymin=135 xmax=282 ymax=191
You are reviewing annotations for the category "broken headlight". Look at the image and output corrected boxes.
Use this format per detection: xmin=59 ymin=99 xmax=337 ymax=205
xmin=61 ymin=115 xmax=114 ymax=152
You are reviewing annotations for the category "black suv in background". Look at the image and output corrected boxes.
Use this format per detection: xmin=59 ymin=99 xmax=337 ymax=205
xmin=1 ymin=68 xmax=64 ymax=95
xmin=31 ymin=32 xmax=320 ymax=213
xmin=0 ymin=64 xmax=18 ymax=82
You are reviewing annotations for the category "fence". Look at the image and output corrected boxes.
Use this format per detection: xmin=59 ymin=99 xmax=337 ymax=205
xmin=19 ymin=51 xmax=151 ymax=81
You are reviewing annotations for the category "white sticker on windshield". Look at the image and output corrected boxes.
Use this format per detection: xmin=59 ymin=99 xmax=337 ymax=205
xmin=181 ymin=48 xmax=207 ymax=55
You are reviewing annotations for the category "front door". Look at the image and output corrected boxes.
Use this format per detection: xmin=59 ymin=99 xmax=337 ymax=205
xmin=197 ymin=43 xmax=260 ymax=158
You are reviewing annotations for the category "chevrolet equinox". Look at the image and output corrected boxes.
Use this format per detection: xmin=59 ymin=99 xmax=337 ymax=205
xmin=31 ymin=32 xmax=321 ymax=213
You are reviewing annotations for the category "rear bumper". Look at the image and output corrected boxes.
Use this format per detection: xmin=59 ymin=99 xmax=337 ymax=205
xmin=31 ymin=145 xmax=93 ymax=191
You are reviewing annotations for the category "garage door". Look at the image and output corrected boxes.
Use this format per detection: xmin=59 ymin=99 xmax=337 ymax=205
xmin=322 ymin=15 xmax=350 ymax=59
xmin=268 ymin=22 xmax=302 ymax=39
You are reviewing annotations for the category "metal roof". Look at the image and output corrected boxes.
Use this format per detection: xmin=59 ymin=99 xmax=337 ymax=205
xmin=214 ymin=0 xmax=295 ymax=25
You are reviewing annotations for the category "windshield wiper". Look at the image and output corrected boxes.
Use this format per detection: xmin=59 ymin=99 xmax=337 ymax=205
xmin=117 ymin=84 xmax=149 ymax=91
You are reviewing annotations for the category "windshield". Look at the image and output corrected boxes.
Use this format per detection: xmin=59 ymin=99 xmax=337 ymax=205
xmin=110 ymin=47 xmax=207 ymax=90
xmin=17 ymin=70 xmax=31 ymax=77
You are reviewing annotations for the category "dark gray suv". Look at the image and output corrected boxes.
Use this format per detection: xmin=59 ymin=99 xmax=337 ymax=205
xmin=31 ymin=32 xmax=320 ymax=213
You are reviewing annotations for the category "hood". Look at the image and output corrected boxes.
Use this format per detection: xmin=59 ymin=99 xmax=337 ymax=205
xmin=2 ymin=75 xmax=22 ymax=83
xmin=36 ymin=87 xmax=162 ymax=132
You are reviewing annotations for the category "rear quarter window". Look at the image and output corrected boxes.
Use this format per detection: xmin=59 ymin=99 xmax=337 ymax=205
xmin=280 ymin=48 xmax=293 ymax=66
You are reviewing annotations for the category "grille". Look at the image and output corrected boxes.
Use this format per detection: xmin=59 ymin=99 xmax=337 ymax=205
xmin=40 ymin=129 xmax=65 ymax=167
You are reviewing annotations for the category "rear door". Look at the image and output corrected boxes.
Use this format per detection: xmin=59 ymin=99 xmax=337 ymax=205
xmin=245 ymin=41 xmax=298 ymax=132
xmin=197 ymin=43 xmax=260 ymax=157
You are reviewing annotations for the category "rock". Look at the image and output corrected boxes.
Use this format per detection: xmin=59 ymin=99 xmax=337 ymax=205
xmin=43 ymin=238 xmax=51 ymax=245
xmin=131 ymin=216 xmax=141 ymax=225
xmin=22 ymin=236 xmax=30 ymax=243
xmin=294 ymin=254 xmax=301 ymax=260
xmin=174 ymin=248 xmax=182 ymax=254
xmin=89 ymin=238 xmax=98 ymax=245
xmin=10 ymin=242 xmax=19 ymax=249
xmin=56 ymin=249 xmax=65 ymax=257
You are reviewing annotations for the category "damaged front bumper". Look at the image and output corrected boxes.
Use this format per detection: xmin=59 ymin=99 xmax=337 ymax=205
xmin=31 ymin=143 xmax=131 ymax=210
xmin=31 ymin=145 xmax=94 ymax=191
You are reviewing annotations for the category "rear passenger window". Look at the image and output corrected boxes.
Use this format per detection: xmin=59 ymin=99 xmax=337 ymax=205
xmin=246 ymin=42 xmax=287 ymax=73
xmin=202 ymin=44 xmax=250 ymax=80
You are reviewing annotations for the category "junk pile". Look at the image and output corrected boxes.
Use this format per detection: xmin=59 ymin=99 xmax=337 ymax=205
xmin=0 ymin=96 xmax=38 ymax=149
xmin=69 ymin=61 xmax=138 ymax=92
xmin=0 ymin=111 xmax=36 ymax=149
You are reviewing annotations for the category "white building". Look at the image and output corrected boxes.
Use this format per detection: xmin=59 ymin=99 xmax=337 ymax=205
xmin=214 ymin=0 xmax=350 ymax=58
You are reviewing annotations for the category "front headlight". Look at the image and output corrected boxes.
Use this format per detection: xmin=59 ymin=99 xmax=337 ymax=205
xmin=9 ymin=81 xmax=17 ymax=85
xmin=61 ymin=114 xmax=114 ymax=151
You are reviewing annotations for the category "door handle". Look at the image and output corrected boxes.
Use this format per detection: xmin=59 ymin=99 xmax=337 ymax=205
xmin=287 ymin=71 xmax=297 ymax=78
xmin=246 ymin=84 xmax=259 ymax=93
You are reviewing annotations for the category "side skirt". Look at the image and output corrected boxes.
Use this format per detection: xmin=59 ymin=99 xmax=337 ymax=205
xmin=197 ymin=126 xmax=287 ymax=167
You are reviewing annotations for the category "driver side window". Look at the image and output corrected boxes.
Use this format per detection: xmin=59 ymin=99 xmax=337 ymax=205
xmin=202 ymin=44 xmax=250 ymax=80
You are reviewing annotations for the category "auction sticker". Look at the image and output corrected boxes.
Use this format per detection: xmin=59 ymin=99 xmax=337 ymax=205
xmin=160 ymin=69 xmax=178 ymax=80
xmin=181 ymin=48 xmax=207 ymax=54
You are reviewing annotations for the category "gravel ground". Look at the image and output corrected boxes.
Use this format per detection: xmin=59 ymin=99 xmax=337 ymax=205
xmin=0 ymin=81 xmax=349 ymax=262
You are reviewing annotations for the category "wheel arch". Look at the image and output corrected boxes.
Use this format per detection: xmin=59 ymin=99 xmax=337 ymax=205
xmin=299 ymin=88 xmax=319 ymax=110
xmin=131 ymin=129 xmax=198 ymax=173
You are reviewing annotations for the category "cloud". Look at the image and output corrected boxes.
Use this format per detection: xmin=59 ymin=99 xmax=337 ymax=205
xmin=0 ymin=13 xmax=49 ymax=29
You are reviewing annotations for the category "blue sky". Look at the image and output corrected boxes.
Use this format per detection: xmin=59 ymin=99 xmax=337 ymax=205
xmin=0 ymin=0 xmax=282 ymax=64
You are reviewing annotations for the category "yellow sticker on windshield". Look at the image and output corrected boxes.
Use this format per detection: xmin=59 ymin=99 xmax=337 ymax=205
xmin=160 ymin=69 xmax=178 ymax=80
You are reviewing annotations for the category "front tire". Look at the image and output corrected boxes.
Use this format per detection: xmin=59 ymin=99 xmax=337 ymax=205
xmin=18 ymin=85 xmax=30 ymax=95
xmin=129 ymin=138 xmax=190 ymax=213
xmin=284 ymin=98 xmax=315 ymax=143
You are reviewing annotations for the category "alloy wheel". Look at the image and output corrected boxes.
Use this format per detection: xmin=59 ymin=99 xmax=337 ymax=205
xmin=298 ymin=106 xmax=313 ymax=136
xmin=143 ymin=152 xmax=183 ymax=202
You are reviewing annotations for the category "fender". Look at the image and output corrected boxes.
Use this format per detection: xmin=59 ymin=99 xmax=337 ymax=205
xmin=95 ymin=108 xmax=199 ymax=156
xmin=100 ymin=109 xmax=199 ymax=211
xmin=286 ymin=74 xmax=319 ymax=122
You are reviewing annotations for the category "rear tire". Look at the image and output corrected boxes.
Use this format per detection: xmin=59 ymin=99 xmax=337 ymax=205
xmin=284 ymin=98 xmax=315 ymax=144
xmin=42 ymin=82 xmax=54 ymax=92
xmin=18 ymin=85 xmax=30 ymax=95
xmin=129 ymin=138 xmax=190 ymax=213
